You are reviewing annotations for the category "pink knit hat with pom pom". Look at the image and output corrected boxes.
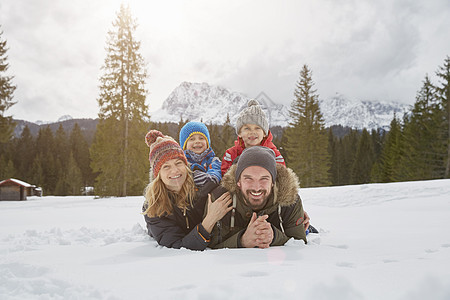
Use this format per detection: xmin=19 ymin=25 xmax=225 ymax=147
xmin=145 ymin=130 xmax=187 ymax=180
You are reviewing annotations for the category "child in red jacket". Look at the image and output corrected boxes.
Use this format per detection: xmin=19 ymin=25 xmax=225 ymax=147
xmin=221 ymin=99 xmax=318 ymax=235
xmin=221 ymin=99 xmax=286 ymax=176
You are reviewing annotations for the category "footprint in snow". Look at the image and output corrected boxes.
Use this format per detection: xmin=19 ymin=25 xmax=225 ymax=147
xmin=329 ymin=244 xmax=349 ymax=249
xmin=170 ymin=284 xmax=196 ymax=291
xmin=336 ymin=262 xmax=355 ymax=268
xmin=241 ymin=271 xmax=269 ymax=277
xmin=441 ymin=244 xmax=450 ymax=248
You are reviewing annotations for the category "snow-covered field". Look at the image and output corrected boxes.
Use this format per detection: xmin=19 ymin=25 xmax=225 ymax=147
xmin=1 ymin=179 xmax=450 ymax=300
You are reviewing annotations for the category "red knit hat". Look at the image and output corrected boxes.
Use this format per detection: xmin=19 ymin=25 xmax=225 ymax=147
xmin=145 ymin=130 xmax=188 ymax=180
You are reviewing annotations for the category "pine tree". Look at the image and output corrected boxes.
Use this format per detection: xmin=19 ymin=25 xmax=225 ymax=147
xmin=54 ymin=124 xmax=69 ymax=172
xmin=70 ymin=123 xmax=92 ymax=187
xmin=351 ymin=129 xmax=375 ymax=184
xmin=435 ymin=56 xmax=450 ymax=178
xmin=35 ymin=127 xmax=57 ymax=194
xmin=222 ymin=114 xmax=236 ymax=156
xmin=284 ymin=65 xmax=330 ymax=187
xmin=91 ymin=4 xmax=149 ymax=196
xmin=30 ymin=153 xmax=44 ymax=191
xmin=177 ymin=116 xmax=188 ymax=136
xmin=328 ymin=128 xmax=341 ymax=185
xmin=0 ymin=27 xmax=16 ymax=143
xmin=208 ymin=123 xmax=221 ymax=156
xmin=53 ymin=124 xmax=69 ymax=196
xmin=0 ymin=153 xmax=14 ymax=179
xmin=13 ymin=126 xmax=35 ymax=181
xmin=369 ymin=128 xmax=385 ymax=182
xmin=66 ymin=152 xmax=83 ymax=195
xmin=341 ymin=129 xmax=360 ymax=185
xmin=373 ymin=116 xmax=402 ymax=182
xmin=211 ymin=114 xmax=236 ymax=159
xmin=400 ymin=75 xmax=445 ymax=180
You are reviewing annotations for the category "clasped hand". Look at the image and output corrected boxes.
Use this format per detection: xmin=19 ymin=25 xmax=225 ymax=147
xmin=241 ymin=213 xmax=274 ymax=249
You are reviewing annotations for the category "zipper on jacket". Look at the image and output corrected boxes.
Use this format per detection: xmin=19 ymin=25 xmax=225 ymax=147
xmin=217 ymin=220 xmax=222 ymax=244
xmin=183 ymin=207 xmax=190 ymax=229
xmin=278 ymin=205 xmax=285 ymax=233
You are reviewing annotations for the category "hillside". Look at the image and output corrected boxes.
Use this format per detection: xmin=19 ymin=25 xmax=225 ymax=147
xmin=13 ymin=118 xmax=99 ymax=143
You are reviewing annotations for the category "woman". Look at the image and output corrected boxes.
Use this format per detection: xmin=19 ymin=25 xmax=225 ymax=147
xmin=142 ymin=130 xmax=232 ymax=250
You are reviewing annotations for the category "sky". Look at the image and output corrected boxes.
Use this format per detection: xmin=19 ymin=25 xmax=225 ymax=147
xmin=1 ymin=0 xmax=449 ymax=123
xmin=1 ymin=179 xmax=449 ymax=299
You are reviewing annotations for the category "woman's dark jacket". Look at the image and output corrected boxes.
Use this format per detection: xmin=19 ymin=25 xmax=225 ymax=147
xmin=142 ymin=181 xmax=217 ymax=250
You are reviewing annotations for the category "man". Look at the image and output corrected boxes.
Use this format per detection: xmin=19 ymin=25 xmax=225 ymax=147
xmin=208 ymin=146 xmax=308 ymax=249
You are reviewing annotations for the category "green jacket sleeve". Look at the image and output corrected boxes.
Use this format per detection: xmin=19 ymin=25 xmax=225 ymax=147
xmin=271 ymin=197 xmax=307 ymax=245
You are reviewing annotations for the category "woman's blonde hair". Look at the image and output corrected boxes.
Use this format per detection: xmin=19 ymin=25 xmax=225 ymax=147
xmin=143 ymin=165 xmax=196 ymax=218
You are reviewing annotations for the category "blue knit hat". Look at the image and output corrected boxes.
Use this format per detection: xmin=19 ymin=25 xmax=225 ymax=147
xmin=179 ymin=122 xmax=211 ymax=150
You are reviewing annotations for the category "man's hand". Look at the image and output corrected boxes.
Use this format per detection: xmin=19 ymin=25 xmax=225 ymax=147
xmin=241 ymin=213 xmax=274 ymax=248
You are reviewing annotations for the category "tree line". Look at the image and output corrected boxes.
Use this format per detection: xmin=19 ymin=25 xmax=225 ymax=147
xmin=0 ymin=124 xmax=93 ymax=195
xmin=1 ymin=6 xmax=449 ymax=197
xmin=279 ymin=59 xmax=449 ymax=187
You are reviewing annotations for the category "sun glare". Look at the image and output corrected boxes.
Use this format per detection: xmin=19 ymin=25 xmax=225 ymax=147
xmin=124 ymin=0 xmax=185 ymax=36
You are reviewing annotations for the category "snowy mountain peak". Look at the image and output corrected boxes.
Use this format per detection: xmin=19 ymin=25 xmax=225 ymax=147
xmin=57 ymin=115 xmax=73 ymax=122
xmin=151 ymin=82 xmax=289 ymax=127
xmin=151 ymin=82 xmax=410 ymax=130
xmin=33 ymin=115 xmax=74 ymax=125
xmin=319 ymin=95 xmax=409 ymax=130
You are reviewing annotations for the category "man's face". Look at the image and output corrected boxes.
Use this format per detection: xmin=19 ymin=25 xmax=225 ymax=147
xmin=237 ymin=166 xmax=273 ymax=211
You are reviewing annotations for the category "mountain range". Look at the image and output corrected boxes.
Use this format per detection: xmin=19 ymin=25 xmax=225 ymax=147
xmin=13 ymin=81 xmax=411 ymax=139
xmin=150 ymin=82 xmax=410 ymax=131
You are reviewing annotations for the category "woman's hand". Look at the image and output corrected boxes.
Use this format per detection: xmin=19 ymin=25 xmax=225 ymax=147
xmin=202 ymin=192 xmax=233 ymax=233
xmin=303 ymin=211 xmax=310 ymax=231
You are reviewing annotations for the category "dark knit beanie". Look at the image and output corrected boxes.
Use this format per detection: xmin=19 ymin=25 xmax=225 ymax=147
xmin=145 ymin=130 xmax=188 ymax=180
xmin=179 ymin=121 xmax=211 ymax=150
xmin=235 ymin=99 xmax=269 ymax=135
xmin=235 ymin=146 xmax=277 ymax=183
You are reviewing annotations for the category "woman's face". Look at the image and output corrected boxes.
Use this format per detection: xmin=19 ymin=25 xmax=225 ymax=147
xmin=159 ymin=158 xmax=187 ymax=192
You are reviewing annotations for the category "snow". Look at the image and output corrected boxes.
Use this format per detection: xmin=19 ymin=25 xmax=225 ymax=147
xmin=1 ymin=179 xmax=450 ymax=299
xmin=0 ymin=178 xmax=34 ymax=187
xmin=57 ymin=115 xmax=74 ymax=122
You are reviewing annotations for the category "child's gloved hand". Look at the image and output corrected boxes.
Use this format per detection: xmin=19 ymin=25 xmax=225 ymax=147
xmin=191 ymin=163 xmax=206 ymax=172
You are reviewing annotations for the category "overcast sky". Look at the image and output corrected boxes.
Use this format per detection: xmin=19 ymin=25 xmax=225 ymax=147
xmin=1 ymin=0 xmax=449 ymax=123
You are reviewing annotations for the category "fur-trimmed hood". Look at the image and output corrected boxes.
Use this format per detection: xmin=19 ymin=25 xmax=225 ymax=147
xmin=221 ymin=163 xmax=300 ymax=207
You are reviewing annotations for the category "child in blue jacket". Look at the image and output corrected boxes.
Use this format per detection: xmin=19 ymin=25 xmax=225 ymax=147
xmin=179 ymin=122 xmax=222 ymax=186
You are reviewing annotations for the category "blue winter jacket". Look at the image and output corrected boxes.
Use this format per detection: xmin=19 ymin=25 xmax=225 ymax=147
xmin=185 ymin=148 xmax=222 ymax=186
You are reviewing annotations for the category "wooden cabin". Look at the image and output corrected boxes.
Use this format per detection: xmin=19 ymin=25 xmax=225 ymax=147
xmin=0 ymin=178 xmax=37 ymax=201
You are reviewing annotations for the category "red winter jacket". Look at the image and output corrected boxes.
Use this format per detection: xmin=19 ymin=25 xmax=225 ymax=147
xmin=221 ymin=130 xmax=286 ymax=175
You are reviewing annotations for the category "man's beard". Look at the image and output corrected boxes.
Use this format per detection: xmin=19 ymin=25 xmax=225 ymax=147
xmin=241 ymin=189 xmax=272 ymax=211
